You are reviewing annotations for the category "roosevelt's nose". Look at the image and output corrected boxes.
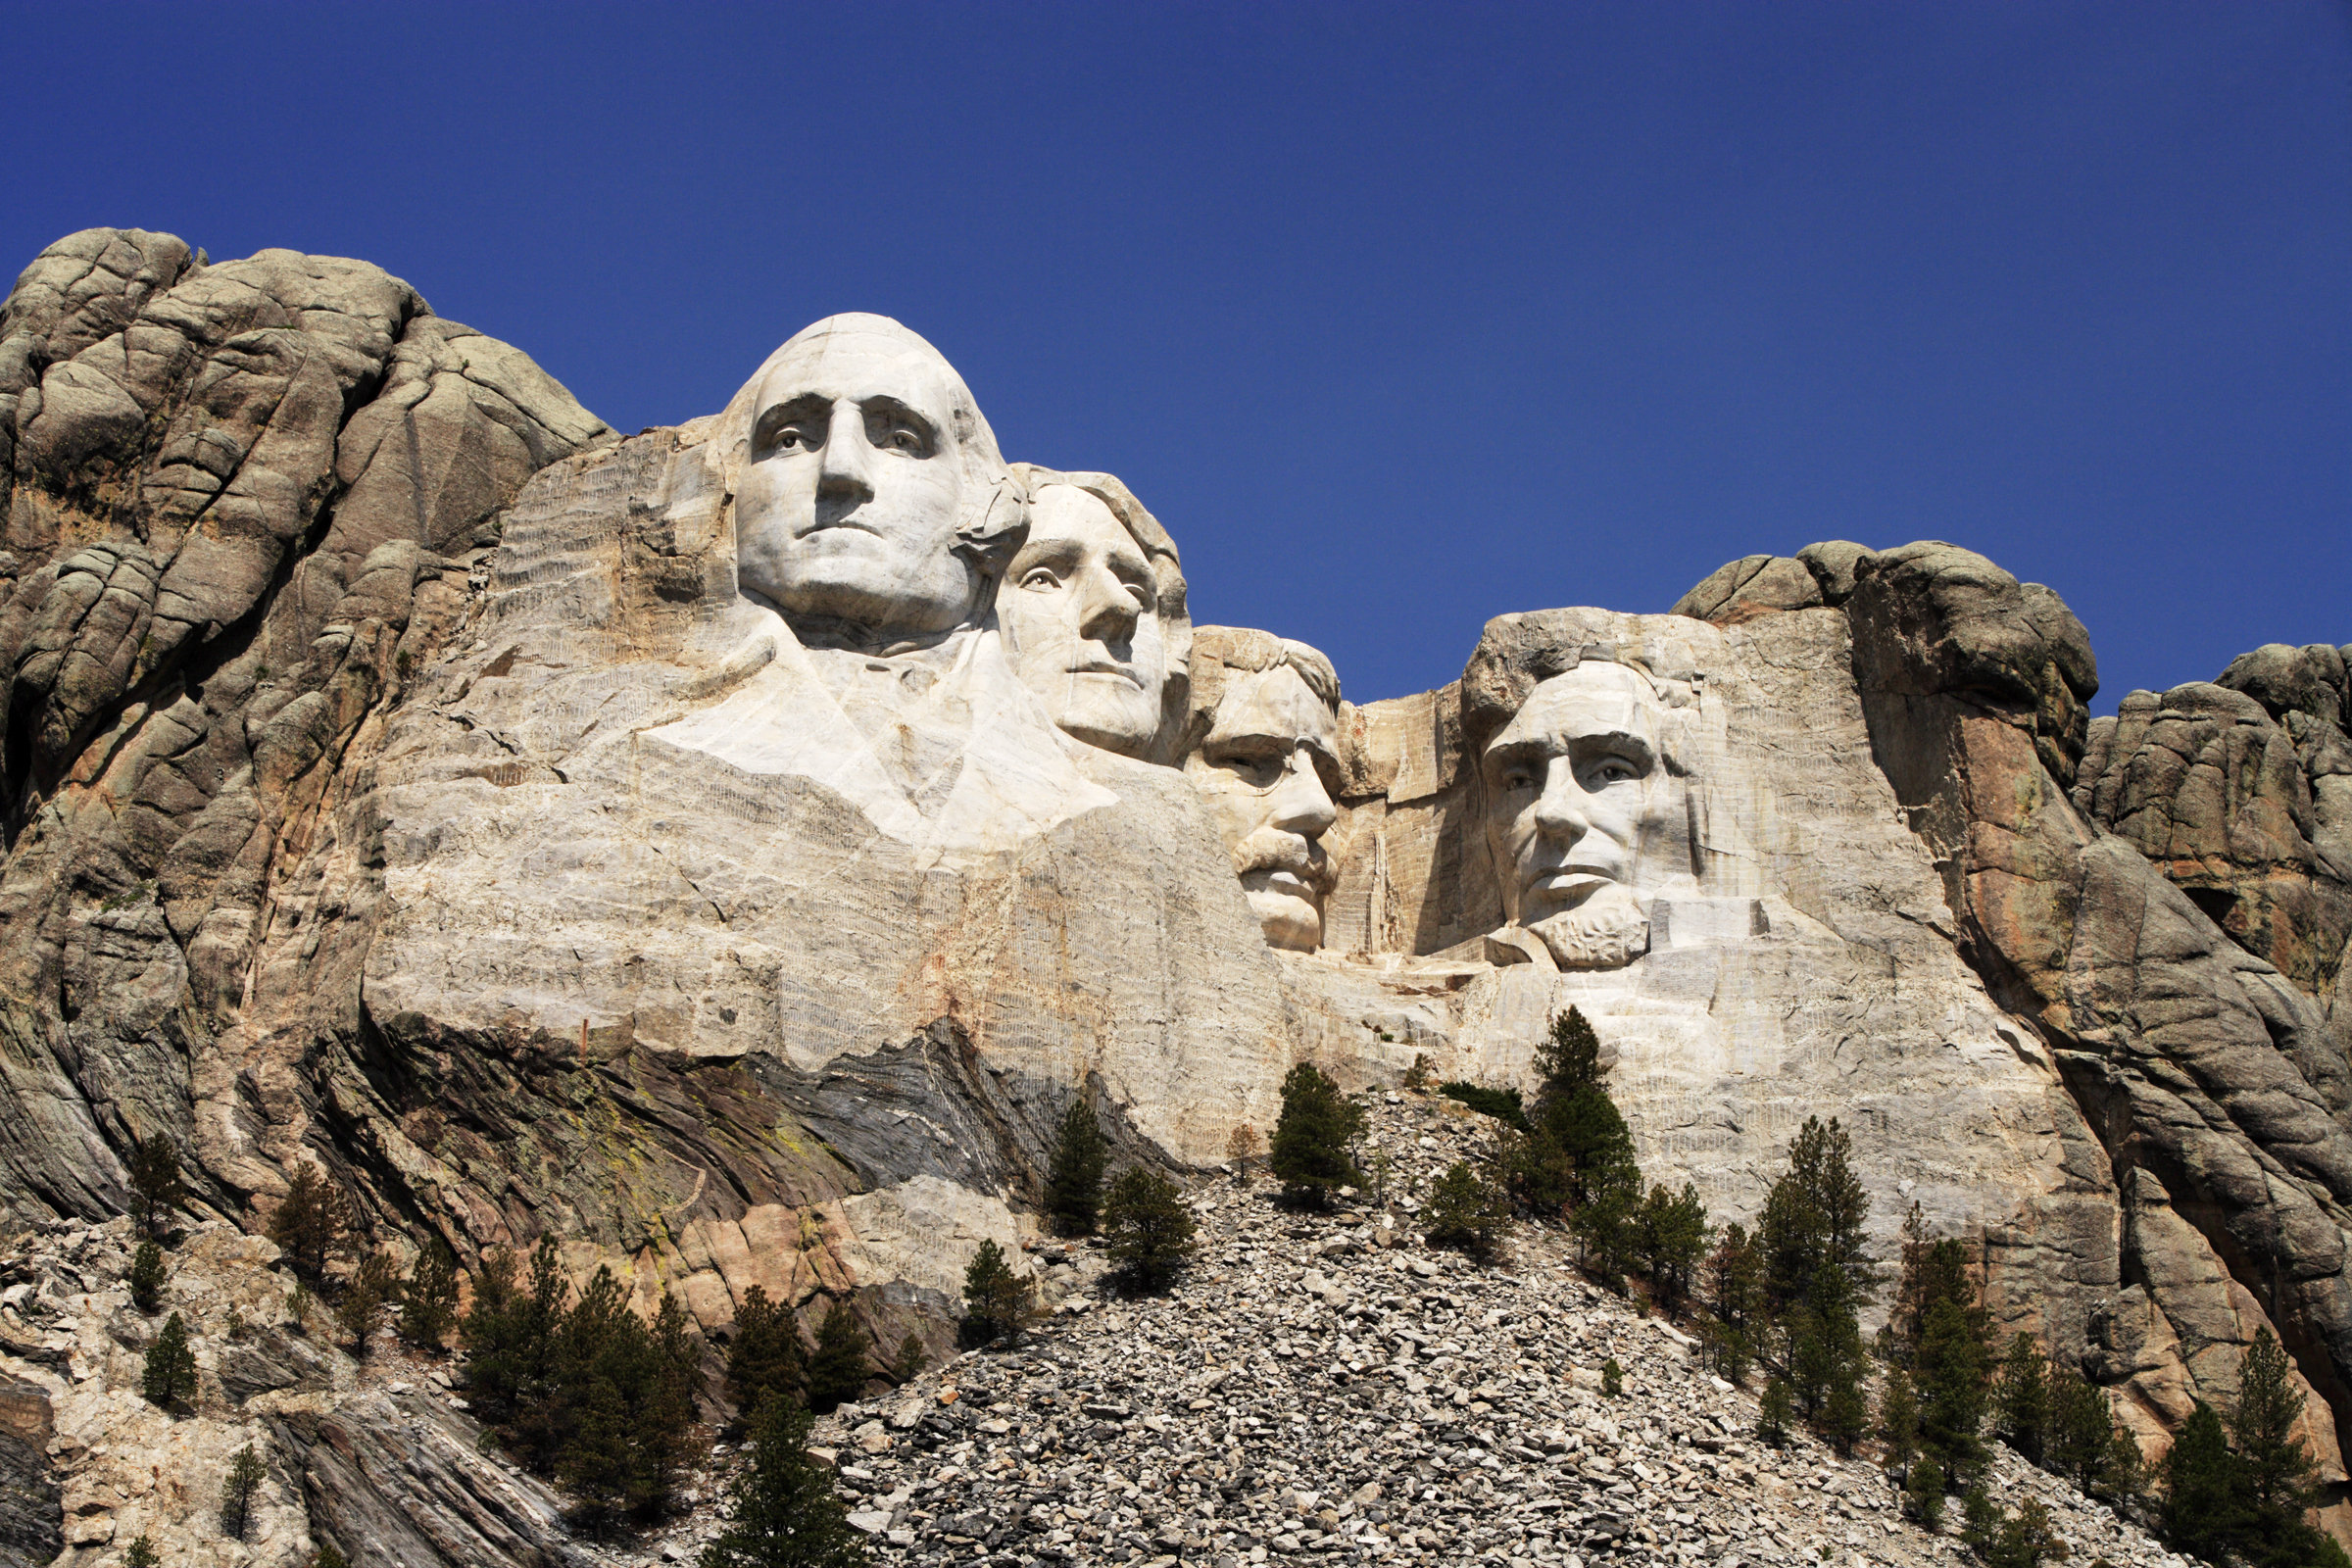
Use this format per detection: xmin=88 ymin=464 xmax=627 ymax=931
xmin=1532 ymin=759 xmax=1591 ymax=844
xmin=1270 ymin=747 xmax=1337 ymax=840
xmin=817 ymin=399 xmax=874 ymax=502
xmin=1074 ymin=561 xmax=1142 ymax=646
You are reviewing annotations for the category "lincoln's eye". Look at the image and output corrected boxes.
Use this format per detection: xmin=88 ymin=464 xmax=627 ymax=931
xmin=1500 ymin=766 xmax=1536 ymax=792
xmin=1591 ymin=757 xmax=1639 ymax=786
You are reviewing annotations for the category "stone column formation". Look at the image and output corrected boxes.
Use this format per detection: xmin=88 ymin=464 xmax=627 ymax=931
xmin=0 ymin=229 xmax=2347 ymax=1492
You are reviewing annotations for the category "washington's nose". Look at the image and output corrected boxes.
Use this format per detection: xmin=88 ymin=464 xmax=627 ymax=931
xmin=1075 ymin=563 xmax=1141 ymax=645
xmin=1532 ymin=760 xmax=1590 ymax=843
xmin=1270 ymin=748 xmax=1337 ymax=840
xmin=817 ymin=399 xmax=874 ymax=502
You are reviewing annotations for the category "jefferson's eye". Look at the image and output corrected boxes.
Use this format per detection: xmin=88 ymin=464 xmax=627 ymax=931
xmin=1019 ymin=567 xmax=1060 ymax=591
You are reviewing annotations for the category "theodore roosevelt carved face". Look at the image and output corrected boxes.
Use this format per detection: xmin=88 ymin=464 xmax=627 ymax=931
xmin=732 ymin=315 xmax=1013 ymax=646
xmin=1480 ymin=660 xmax=1690 ymax=969
xmin=1183 ymin=630 xmax=1344 ymax=951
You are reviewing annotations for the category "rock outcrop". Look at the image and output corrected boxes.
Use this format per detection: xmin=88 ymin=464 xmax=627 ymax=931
xmin=1 ymin=229 xmax=2348 ymax=1558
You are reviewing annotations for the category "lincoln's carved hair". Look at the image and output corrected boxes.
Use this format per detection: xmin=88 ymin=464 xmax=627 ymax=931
xmin=1460 ymin=609 xmax=1700 ymax=775
xmin=712 ymin=313 xmax=1029 ymax=579
xmin=1181 ymin=626 xmax=1342 ymax=756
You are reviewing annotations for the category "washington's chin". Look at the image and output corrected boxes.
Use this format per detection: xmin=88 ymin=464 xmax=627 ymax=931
xmin=764 ymin=548 xmax=977 ymax=634
xmin=1246 ymin=886 xmax=1323 ymax=952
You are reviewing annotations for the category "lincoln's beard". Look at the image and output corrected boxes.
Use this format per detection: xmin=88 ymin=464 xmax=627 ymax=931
xmin=1525 ymin=880 xmax=1649 ymax=970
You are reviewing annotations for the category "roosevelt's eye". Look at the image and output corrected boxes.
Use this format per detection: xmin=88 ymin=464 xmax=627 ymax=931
xmin=1210 ymin=751 xmax=1280 ymax=787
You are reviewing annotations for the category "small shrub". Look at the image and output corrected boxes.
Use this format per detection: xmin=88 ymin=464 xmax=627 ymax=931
xmin=1400 ymin=1054 xmax=1434 ymax=1093
xmin=1600 ymin=1357 xmax=1624 ymax=1398
xmin=1422 ymin=1161 xmax=1510 ymax=1258
xmin=123 ymin=1537 xmax=160 ymax=1568
xmin=314 ymin=1546 xmax=350 ymax=1568
xmin=1758 ymin=1376 xmax=1793 ymax=1446
xmin=142 ymin=1312 xmax=197 ymax=1411
xmin=890 ymin=1332 xmax=927 ymax=1383
xmin=1438 ymin=1081 xmax=1527 ymax=1129
xmin=220 ymin=1442 xmax=268 ymax=1539
xmin=701 ymin=1396 xmax=871 ymax=1568
xmin=1905 ymin=1456 xmax=1945 ymax=1531
xmin=1102 ymin=1167 xmax=1199 ymax=1291
xmin=1225 ymin=1123 xmax=1262 ymax=1185
xmin=128 ymin=1239 xmax=166 ymax=1314
xmin=959 ymin=1238 xmax=1032 ymax=1347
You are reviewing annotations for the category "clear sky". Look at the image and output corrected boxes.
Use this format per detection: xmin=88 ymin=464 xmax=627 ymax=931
xmin=7 ymin=1 xmax=2346 ymax=710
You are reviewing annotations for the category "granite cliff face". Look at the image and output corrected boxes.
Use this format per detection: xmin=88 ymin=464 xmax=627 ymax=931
xmin=0 ymin=228 xmax=2347 ymax=1558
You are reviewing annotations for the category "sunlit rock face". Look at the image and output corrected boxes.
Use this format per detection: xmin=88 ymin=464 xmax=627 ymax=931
xmin=2 ymin=234 xmax=2349 ymax=1515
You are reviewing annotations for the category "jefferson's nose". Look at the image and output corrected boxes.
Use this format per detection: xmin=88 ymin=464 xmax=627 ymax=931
xmin=817 ymin=399 xmax=874 ymax=502
xmin=1074 ymin=562 xmax=1141 ymax=645
xmin=1270 ymin=748 xmax=1337 ymax=840
xmin=1532 ymin=759 xmax=1591 ymax=844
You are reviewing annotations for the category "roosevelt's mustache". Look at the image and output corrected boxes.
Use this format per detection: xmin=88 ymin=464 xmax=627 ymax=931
xmin=1233 ymin=827 xmax=1338 ymax=896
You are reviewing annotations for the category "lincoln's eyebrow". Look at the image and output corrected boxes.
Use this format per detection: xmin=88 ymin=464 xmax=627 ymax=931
xmin=1571 ymin=728 xmax=1655 ymax=768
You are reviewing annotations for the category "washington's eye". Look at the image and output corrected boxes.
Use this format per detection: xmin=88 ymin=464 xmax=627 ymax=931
xmin=889 ymin=426 xmax=920 ymax=451
xmin=778 ymin=425 xmax=816 ymax=450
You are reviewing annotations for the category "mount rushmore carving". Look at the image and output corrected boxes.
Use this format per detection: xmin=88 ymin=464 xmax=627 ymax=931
xmin=1 ymin=233 xmax=2348 ymax=1512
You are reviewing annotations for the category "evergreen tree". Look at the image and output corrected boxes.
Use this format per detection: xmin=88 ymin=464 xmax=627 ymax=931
xmin=959 ymin=1239 xmax=1032 ymax=1346
xmin=128 ymin=1238 xmax=166 ymax=1314
xmin=1822 ymin=1360 xmax=1869 ymax=1459
xmin=1422 ymin=1161 xmax=1510 ymax=1258
xmin=123 ymin=1536 xmax=160 ymax=1568
xmin=1916 ymin=1292 xmax=1993 ymax=1482
xmin=727 ymin=1285 xmax=808 ymax=1421
xmin=1546 ymin=1080 xmax=1640 ymax=1214
xmin=1043 ymin=1098 xmax=1108 ymax=1236
xmin=1703 ymin=1224 xmax=1767 ymax=1384
xmin=805 ymin=1301 xmax=872 ymax=1414
xmin=2158 ymin=1401 xmax=2240 ymax=1564
xmin=890 ymin=1333 xmax=927 ymax=1383
xmin=1567 ymin=1154 xmax=1642 ymax=1288
xmin=1904 ymin=1456 xmax=1945 ymax=1531
xmin=1225 ymin=1124 xmax=1262 ymax=1185
xmin=1787 ymin=1264 xmax=1865 ymax=1423
xmin=401 ymin=1241 xmax=461 ymax=1350
xmin=1267 ymin=1063 xmax=1364 ymax=1207
xmin=2045 ymin=1361 xmax=2116 ymax=1492
xmin=126 ymin=1130 xmax=185 ymax=1240
xmin=334 ymin=1249 xmax=403 ymax=1355
xmin=313 ymin=1545 xmax=349 ymax=1568
xmin=220 ymin=1443 xmax=267 ymax=1539
xmin=461 ymin=1237 xmax=568 ymax=1463
xmin=1878 ymin=1369 xmax=1920 ymax=1474
xmin=1993 ymin=1333 xmax=2049 ymax=1464
xmin=1963 ymin=1489 xmax=2065 ymax=1568
xmin=2230 ymin=1329 xmax=2323 ymax=1544
xmin=554 ymin=1266 xmax=679 ymax=1519
xmin=1494 ymin=1125 xmax=1572 ymax=1217
xmin=1635 ymin=1182 xmax=1712 ymax=1315
xmin=142 ymin=1312 xmax=197 ymax=1411
xmin=701 ymin=1396 xmax=871 ymax=1568
xmin=1758 ymin=1376 xmax=1793 ymax=1446
xmin=1531 ymin=1006 xmax=1605 ymax=1108
xmin=1757 ymin=1116 xmax=1871 ymax=1309
xmin=267 ymin=1162 xmax=351 ymax=1279
xmin=1102 ymin=1167 xmax=1200 ymax=1290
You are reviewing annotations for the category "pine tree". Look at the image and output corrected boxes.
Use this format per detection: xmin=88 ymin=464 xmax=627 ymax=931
xmin=1822 ymin=1360 xmax=1868 ymax=1459
xmin=701 ymin=1396 xmax=871 ymax=1568
xmin=220 ymin=1442 xmax=268 ymax=1539
xmin=401 ymin=1241 xmax=461 ymax=1350
xmin=1531 ymin=1006 xmax=1605 ymax=1108
xmin=1757 ymin=1116 xmax=1871 ymax=1309
xmin=1225 ymin=1123 xmax=1262 ymax=1185
xmin=2045 ymin=1361 xmax=2113 ymax=1490
xmin=1878 ymin=1369 xmax=1920 ymax=1474
xmin=313 ymin=1545 xmax=349 ymax=1568
xmin=122 ymin=1536 xmax=160 ymax=1568
xmin=728 ymin=1286 xmax=808 ymax=1420
xmin=1993 ymin=1333 xmax=2049 ymax=1464
xmin=1702 ymin=1224 xmax=1767 ymax=1384
xmin=1904 ymin=1456 xmax=1945 ymax=1531
xmin=142 ymin=1311 xmax=197 ymax=1411
xmin=555 ymin=1266 xmax=665 ymax=1519
xmin=125 ymin=1130 xmax=185 ymax=1239
xmin=2158 ymin=1401 xmax=2240 ymax=1564
xmin=1787 ymin=1264 xmax=1865 ymax=1425
xmin=959 ymin=1239 xmax=1032 ymax=1346
xmin=267 ymin=1162 xmax=351 ymax=1278
xmin=1102 ymin=1167 xmax=1200 ymax=1290
xmin=890 ymin=1333 xmax=927 ymax=1383
xmin=1758 ymin=1376 xmax=1793 ymax=1446
xmin=805 ymin=1301 xmax=872 ymax=1414
xmin=1916 ymin=1292 xmax=1992 ymax=1482
xmin=1267 ymin=1063 xmax=1364 ymax=1207
xmin=1043 ymin=1098 xmax=1108 ymax=1236
xmin=1422 ymin=1161 xmax=1510 ymax=1258
xmin=334 ymin=1249 xmax=403 ymax=1355
xmin=128 ymin=1238 xmax=166 ymax=1314
xmin=462 ymin=1237 xmax=568 ymax=1463
xmin=2230 ymin=1329 xmax=2323 ymax=1540
xmin=1635 ymin=1182 xmax=1712 ymax=1315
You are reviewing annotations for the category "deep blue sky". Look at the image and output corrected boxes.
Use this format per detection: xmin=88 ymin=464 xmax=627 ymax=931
xmin=8 ymin=2 xmax=2347 ymax=710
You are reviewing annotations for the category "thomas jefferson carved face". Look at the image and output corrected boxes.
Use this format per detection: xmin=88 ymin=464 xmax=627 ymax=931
xmin=1185 ymin=654 xmax=1343 ymax=951
xmin=998 ymin=484 xmax=1172 ymax=758
xmin=1480 ymin=662 xmax=1687 ymax=968
xmin=734 ymin=319 xmax=982 ymax=641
